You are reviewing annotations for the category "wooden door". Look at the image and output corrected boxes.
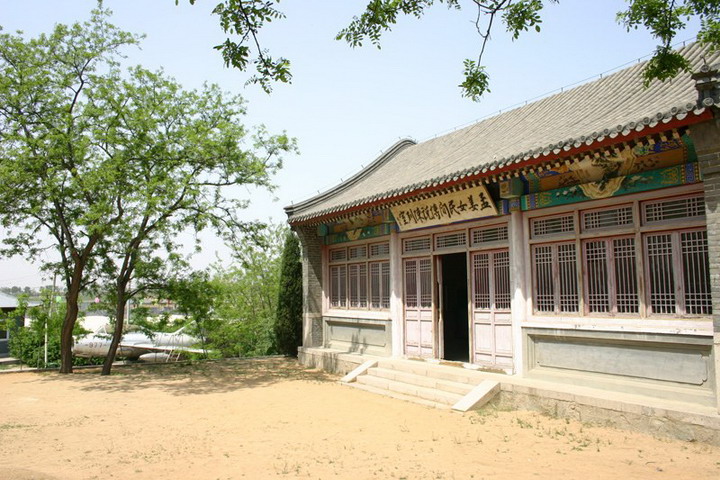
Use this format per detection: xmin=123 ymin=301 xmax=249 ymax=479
xmin=404 ymin=257 xmax=434 ymax=358
xmin=470 ymin=249 xmax=513 ymax=368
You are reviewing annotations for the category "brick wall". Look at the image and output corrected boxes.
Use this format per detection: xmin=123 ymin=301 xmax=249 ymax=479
xmin=295 ymin=225 xmax=323 ymax=347
xmin=695 ymin=119 xmax=720 ymax=331
xmin=693 ymin=117 xmax=720 ymax=411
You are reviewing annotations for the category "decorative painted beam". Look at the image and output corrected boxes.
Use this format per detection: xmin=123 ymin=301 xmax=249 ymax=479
xmin=521 ymin=163 xmax=701 ymax=211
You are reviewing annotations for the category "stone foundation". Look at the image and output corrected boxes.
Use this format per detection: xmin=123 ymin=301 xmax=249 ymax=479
xmin=298 ymin=347 xmax=369 ymax=375
xmin=492 ymin=388 xmax=720 ymax=445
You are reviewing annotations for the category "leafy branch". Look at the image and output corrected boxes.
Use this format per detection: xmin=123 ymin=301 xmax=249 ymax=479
xmin=187 ymin=0 xmax=720 ymax=102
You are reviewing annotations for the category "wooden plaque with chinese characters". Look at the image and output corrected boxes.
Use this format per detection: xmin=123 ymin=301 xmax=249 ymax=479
xmin=391 ymin=185 xmax=498 ymax=231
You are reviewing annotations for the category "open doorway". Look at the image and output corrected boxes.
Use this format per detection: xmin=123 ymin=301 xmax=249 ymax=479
xmin=440 ymin=253 xmax=469 ymax=362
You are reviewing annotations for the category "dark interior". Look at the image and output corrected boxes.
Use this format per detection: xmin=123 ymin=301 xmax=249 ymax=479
xmin=441 ymin=253 xmax=469 ymax=362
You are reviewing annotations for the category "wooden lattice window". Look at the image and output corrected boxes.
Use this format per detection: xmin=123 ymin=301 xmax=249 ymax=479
xmin=531 ymin=214 xmax=574 ymax=238
xmin=473 ymin=253 xmax=490 ymax=309
xmin=494 ymin=251 xmax=511 ymax=310
xmin=682 ymin=230 xmax=712 ymax=314
xmin=472 ymin=251 xmax=511 ymax=311
xmin=329 ymin=265 xmax=346 ymax=308
xmin=403 ymin=236 xmax=431 ymax=253
xmin=435 ymin=231 xmax=467 ymax=250
xmin=532 ymin=243 xmax=578 ymax=313
xmin=348 ymin=264 xmax=368 ymax=308
xmin=419 ymin=258 xmax=432 ymax=308
xmin=643 ymin=195 xmax=705 ymax=224
xmin=528 ymin=190 xmax=710 ymax=320
xmin=329 ymin=247 xmax=347 ymax=263
xmin=582 ymin=206 xmax=633 ymax=231
xmin=348 ymin=245 xmax=367 ymax=260
xmin=405 ymin=257 xmax=432 ymax=308
xmin=583 ymin=237 xmax=638 ymax=314
xmin=370 ymin=261 xmax=391 ymax=308
xmin=644 ymin=229 xmax=711 ymax=315
xmin=404 ymin=260 xmax=418 ymax=308
xmin=471 ymin=225 xmax=508 ymax=246
xmin=369 ymin=242 xmax=390 ymax=258
xmin=328 ymin=240 xmax=390 ymax=310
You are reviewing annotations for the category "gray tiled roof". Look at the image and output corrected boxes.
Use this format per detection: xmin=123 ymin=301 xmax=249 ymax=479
xmin=286 ymin=43 xmax=720 ymax=223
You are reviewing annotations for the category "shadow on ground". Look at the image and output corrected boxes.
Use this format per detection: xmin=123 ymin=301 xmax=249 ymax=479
xmin=18 ymin=357 xmax=336 ymax=396
xmin=2 ymin=468 xmax=60 ymax=480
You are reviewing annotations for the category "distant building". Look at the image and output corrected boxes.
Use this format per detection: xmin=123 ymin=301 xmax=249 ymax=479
xmin=286 ymin=43 xmax=720 ymax=411
xmin=0 ymin=292 xmax=28 ymax=356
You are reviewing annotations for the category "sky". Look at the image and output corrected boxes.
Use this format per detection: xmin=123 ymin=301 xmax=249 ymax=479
xmin=0 ymin=0 xmax=703 ymax=287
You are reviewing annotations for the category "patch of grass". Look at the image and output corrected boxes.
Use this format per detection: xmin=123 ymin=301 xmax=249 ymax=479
xmin=0 ymin=422 xmax=32 ymax=430
xmin=515 ymin=417 xmax=534 ymax=429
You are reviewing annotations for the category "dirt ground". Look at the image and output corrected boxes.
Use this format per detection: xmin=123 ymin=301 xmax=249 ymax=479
xmin=1 ymin=358 xmax=719 ymax=480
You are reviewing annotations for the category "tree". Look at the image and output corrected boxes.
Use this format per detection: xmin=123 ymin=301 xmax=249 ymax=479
xmin=274 ymin=230 xmax=302 ymax=357
xmin=96 ymin=254 xmax=182 ymax=374
xmin=211 ymin=223 xmax=286 ymax=357
xmin=89 ymin=66 xmax=293 ymax=375
xmin=0 ymin=9 xmax=295 ymax=373
xmin=164 ymin=223 xmax=287 ymax=358
xmin=0 ymin=9 xmax=141 ymax=373
xmin=189 ymin=0 xmax=720 ymax=101
xmin=164 ymin=270 xmax=221 ymax=353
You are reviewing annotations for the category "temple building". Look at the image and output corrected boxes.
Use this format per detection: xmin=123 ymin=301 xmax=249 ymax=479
xmin=285 ymin=42 xmax=720 ymax=415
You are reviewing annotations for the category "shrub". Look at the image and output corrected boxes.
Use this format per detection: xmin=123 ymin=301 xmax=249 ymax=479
xmin=4 ymin=297 xmax=97 ymax=368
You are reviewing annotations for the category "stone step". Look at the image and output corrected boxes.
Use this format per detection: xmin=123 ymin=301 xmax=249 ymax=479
xmin=452 ymin=380 xmax=501 ymax=412
xmin=343 ymin=381 xmax=452 ymax=410
xmin=356 ymin=372 xmax=463 ymax=406
xmin=367 ymin=367 xmax=475 ymax=396
xmin=377 ymin=359 xmax=484 ymax=385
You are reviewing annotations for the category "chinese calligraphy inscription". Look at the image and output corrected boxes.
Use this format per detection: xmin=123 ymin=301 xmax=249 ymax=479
xmin=391 ymin=185 xmax=498 ymax=231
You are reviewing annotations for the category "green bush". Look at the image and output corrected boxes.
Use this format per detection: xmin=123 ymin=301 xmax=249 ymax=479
xmin=4 ymin=297 xmax=98 ymax=368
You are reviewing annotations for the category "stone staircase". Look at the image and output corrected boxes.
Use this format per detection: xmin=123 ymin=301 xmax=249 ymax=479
xmin=341 ymin=358 xmax=500 ymax=411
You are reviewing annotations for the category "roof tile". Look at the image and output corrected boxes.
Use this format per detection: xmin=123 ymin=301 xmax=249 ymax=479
xmin=287 ymin=43 xmax=720 ymax=223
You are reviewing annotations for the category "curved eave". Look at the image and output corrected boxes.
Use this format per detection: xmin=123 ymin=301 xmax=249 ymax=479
xmin=284 ymin=139 xmax=416 ymax=219
xmin=287 ymin=103 xmax=716 ymax=226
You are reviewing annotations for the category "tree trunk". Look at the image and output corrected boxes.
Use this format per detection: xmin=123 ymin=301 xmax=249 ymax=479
xmin=102 ymin=282 xmax=127 ymax=376
xmin=59 ymin=266 xmax=84 ymax=374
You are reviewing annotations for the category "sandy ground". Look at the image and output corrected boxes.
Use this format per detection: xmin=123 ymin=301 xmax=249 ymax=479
xmin=0 ymin=358 xmax=719 ymax=480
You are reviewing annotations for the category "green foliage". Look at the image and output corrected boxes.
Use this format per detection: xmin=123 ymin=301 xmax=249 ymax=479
xmin=336 ymin=1 xmax=459 ymax=48
xmin=164 ymin=223 xmax=287 ymax=358
xmin=618 ymin=0 xmax=720 ymax=86
xmin=209 ymin=0 xmax=291 ymax=93
xmin=642 ymin=46 xmax=692 ymax=85
xmin=503 ymin=0 xmax=546 ymax=38
xmin=89 ymin=50 xmax=294 ymax=374
xmin=189 ymin=0 xmax=720 ymax=101
xmin=130 ymin=308 xmax=186 ymax=335
xmin=3 ymin=295 xmax=96 ymax=368
xmin=460 ymin=59 xmax=490 ymax=102
xmin=274 ymin=231 xmax=303 ymax=357
xmin=0 ymin=7 xmax=295 ymax=372
xmin=0 ymin=9 xmax=143 ymax=263
xmin=0 ymin=7 xmax=144 ymax=372
xmin=166 ymin=271 xmax=221 ymax=339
